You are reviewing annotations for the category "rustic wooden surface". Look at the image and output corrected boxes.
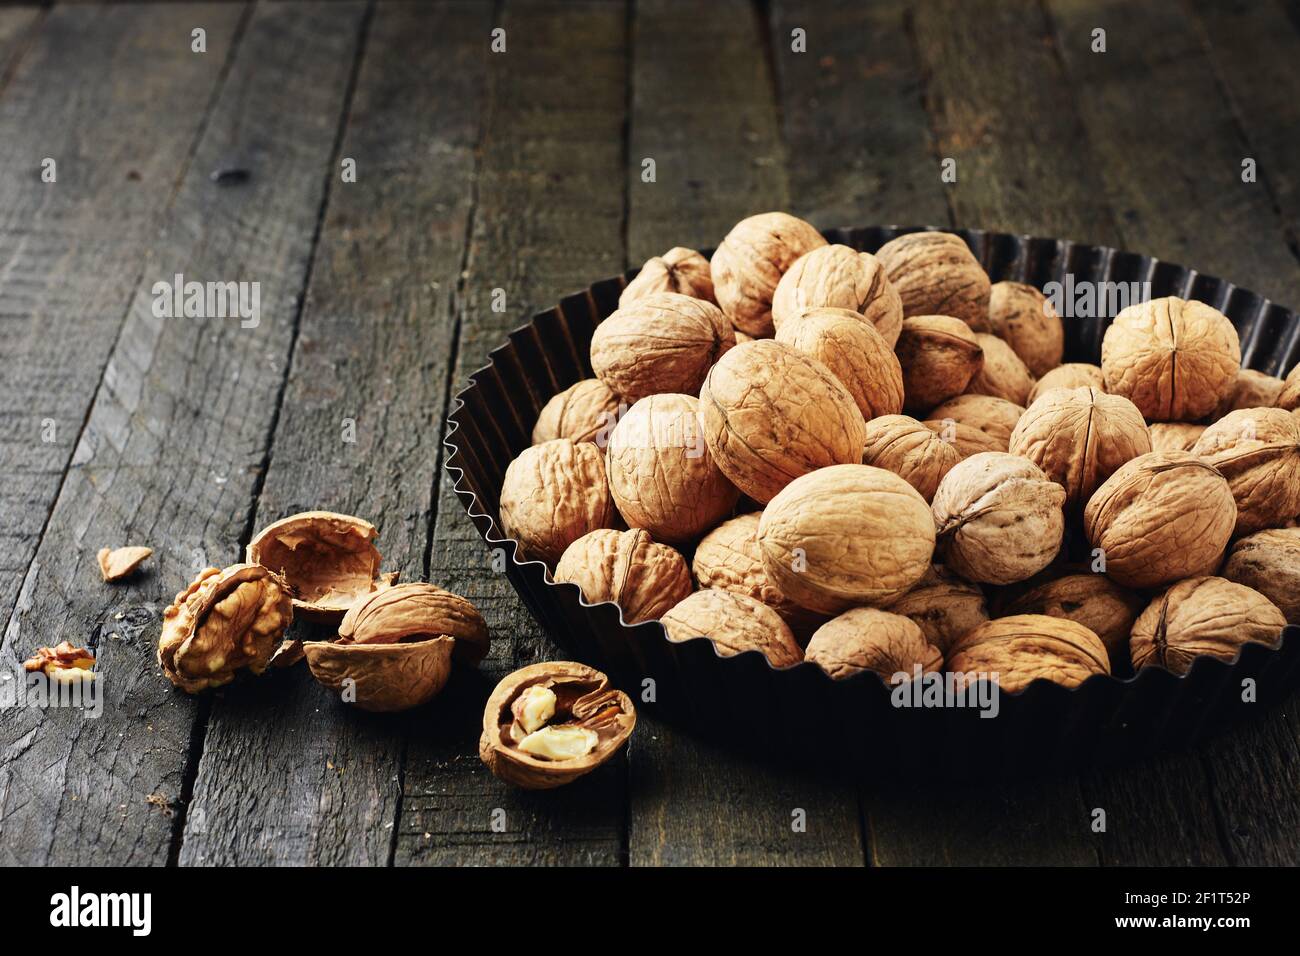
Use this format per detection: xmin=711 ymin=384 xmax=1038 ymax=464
xmin=1 ymin=0 xmax=1298 ymax=866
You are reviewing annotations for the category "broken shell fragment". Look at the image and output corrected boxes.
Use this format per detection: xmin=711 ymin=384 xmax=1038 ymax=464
xmin=97 ymin=546 xmax=153 ymax=582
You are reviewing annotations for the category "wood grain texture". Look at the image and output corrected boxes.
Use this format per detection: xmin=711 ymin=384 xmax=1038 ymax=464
xmin=0 ymin=6 xmax=40 ymax=86
xmin=395 ymin=0 xmax=631 ymax=867
xmin=0 ymin=1 xmax=363 ymax=867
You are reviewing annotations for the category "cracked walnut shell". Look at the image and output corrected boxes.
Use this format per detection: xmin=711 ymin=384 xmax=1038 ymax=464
xmin=1191 ymin=406 xmax=1300 ymax=536
xmin=660 ymin=588 xmax=803 ymax=668
xmin=554 ymin=528 xmax=693 ymax=625
xmin=875 ymin=231 xmax=991 ymax=331
xmin=947 ymin=615 xmax=1110 ymax=692
xmin=770 ymin=244 xmax=903 ymax=345
xmin=804 ymin=607 xmax=942 ymax=681
xmin=1222 ymin=528 xmax=1300 ymax=624
xmin=498 ymin=439 xmax=618 ymax=566
xmin=532 ymin=378 xmax=622 ymax=446
xmin=987 ymin=281 xmax=1064 ymax=377
xmin=710 ymin=212 xmax=827 ymax=337
xmin=1130 ymin=576 xmax=1285 ymax=675
xmin=896 ymin=316 xmax=984 ymax=413
xmin=774 ymin=307 xmax=904 ymax=421
xmin=620 ymin=247 xmax=716 ymax=307
xmin=860 ymin=414 xmax=961 ymax=503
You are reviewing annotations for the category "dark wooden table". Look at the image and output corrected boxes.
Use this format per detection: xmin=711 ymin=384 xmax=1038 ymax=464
xmin=2 ymin=0 xmax=1298 ymax=867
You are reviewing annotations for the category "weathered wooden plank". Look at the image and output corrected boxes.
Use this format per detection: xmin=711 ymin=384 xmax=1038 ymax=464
xmin=395 ymin=0 xmax=631 ymax=867
xmin=178 ymin=0 xmax=491 ymax=867
xmin=0 ymin=1 xmax=364 ymax=867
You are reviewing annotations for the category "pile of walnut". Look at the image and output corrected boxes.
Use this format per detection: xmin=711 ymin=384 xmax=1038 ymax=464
xmin=503 ymin=213 xmax=1300 ymax=694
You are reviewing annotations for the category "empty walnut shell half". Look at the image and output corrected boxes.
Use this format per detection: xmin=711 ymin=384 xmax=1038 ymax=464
xmin=554 ymin=528 xmax=693 ymax=625
xmin=660 ymin=588 xmax=804 ymax=668
xmin=947 ymin=615 xmax=1110 ymax=693
xmin=619 ymin=247 xmax=716 ymax=307
xmin=479 ymin=661 xmax=636 ymax=790
xmin=159 ymin=563 xmax=294 ymax=693
xmin=804 ymin=607 xmax=942 ymax=681
xmin=247 ymin=511 xmax=392 ymax=623
xmin=1130 ymin=576 xmax=1285 ymax=675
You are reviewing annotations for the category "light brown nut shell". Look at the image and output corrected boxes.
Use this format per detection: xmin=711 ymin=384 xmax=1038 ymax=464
xmin=860 ymin=414 xmax=962 ymax=502
xmin=1028 ymin=363 xmax=1105 ymax=405
xmin=479 ymin=661 xmax=636 ymax=790
xmin=965 ymin=333 xmax=1035 ymax=406
xmin=304 ymin=636 xmax=454 ymax=713
xmin=770 ymin=244 xmax=903 ymax=346
xmin=660 ymin=588 xmax=803 ymax=667
xmin=1101 ymin=297 xmax=1241 ymax=421
xmin=997 ymin=573 xmax=1144 ymax=670
xmin=246 ymin=511 xmax=385 ymax=623
xmin=1148 ymin=421 xmax=1206 ymax=454
xmin=590 ymin=291 xmax=735 ymax=403
xmin=532 ymin=379 xmax=622 ymax=446
xmin=758 ymin=464 xmax=935 ymax=614
xmin=1215 ymin=368 xmax=1284 ymax=419
xmin=923 ymin=419 xmax=1006 ymax=459
xmin=554 ymin=528 xmax=693 ymax=625
xmin=1130 ymin=576 xmax=1285 ymax=675
xmin=875 ymin=231 xmax=991 ymax=331
xmin=98 ymin=545 xmax=152 ymax=582
xmin=1082 ymin=450 xmax=1237 ymax=589
xmin=885 ymin=565 xmax=989 ymax=657
xmin=1009 ymin=387 xmax=1152 ymax=510
xmin=700 ymin=339 xmax=867 ymax=504
xmin=774 ymin=307 xmax=905 ymax=421
xmin=606 ymin=393 xmax=740 ymax=544
xmin=709 ymin=212 xmax=827 ymax=337
xmin=620 ymin=247 xmax=716 ymax=307
xmin=1222 ymin=528 xmax=1300 ymax=624
xmin=947 ymin=615 xmax=1110 ymax=693
xmin=987 ymin=281 xmax=1064 ymax=377
xmin=334 ymin=582 xmax=490 ymax=666
xmin=804 ymin=607 xmax=942 ymax=681
xmin=896 ymin=315 xmax=985 ymax=413
xmin=1278 ymin=363 xmax=1300 ymax=411
xmin=159 ymin=563 xmax=294 ymax=694
xmin=498 ymin=439 xmax=618 ymax=566
xmin=931 ymin=452 xmax=1065 ymax=585
xmin=1191 ymin=406 xmax=1300 ymax=536
xmin=926 ymin=394 xmax=1025 ymax=450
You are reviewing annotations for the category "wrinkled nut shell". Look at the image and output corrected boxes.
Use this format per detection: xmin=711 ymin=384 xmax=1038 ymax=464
xmin=987 ymin=281 xmax=1064 ymax=377
xmin=804 ymin=607 xmax=942 ymax=681
xmin=861 ymin=414 xmax=962 ymax=503
xmin=479 ymin=661 xmax=636 ymax=790
xmin=1148 ymin=422 xmax=1206 ymax=454
xmin=710 ymin=212 xmax=828 ymax=337
xmin=998 ymin=572 xmax=1144 ymax=669
xmin=498 ymin=439 xmax=618 ymax=566
xmin=1130 ymin=576 xmax=1285 ymax=675
xmin=926 ymin=394 xmax=1025 ymax=450
xmin=335 ymin=582 xmax=490 ymax=665
xmin=965 ymin=333 xmax=1035 ymax=406
xmin=885 ymin=565 xmax=989 ymax=657
xmin=947 ymin=615 xmax=1110 ymax=692
xmin=770 ymin=244 xmax=903 ymax=345
xmin=619 ymin=247 xmax=716 ymax=307
xmin=875 ymin=231 xmax=991 ymax=331
xmin=1222 ymin=528 xmax=1300 ymax=624
xmin=247 ymin=511 xmax=385 ymax=623
xmin=923 ymin=419 xmax=1006 ymax=459
xmin=304 ymin=637 xmax=454 ymax=713
xmin=1215 ymin=368 xmax=1284 ymax=419
xmin=1191 ymin=406 xmax=1300 ymax=536
xmin=660 ymin=588 xmax=803 ymax=668
xmin=896 ymin=316 xmax=985 ymax=413
xmin=554 ymin=528 xmax=693 ymax=625
xmin=532 ymin=379 xmax=622 ymax=446
xmin=1278 ymin=363 xmax=1300 ymax=411
xmin=1028 ymin=363 xmax=1104 ymax=405
xmin=774 ymin=307 xmax=905 ymax=421
xmin=758 ymin=464 xmax=935 ymax=614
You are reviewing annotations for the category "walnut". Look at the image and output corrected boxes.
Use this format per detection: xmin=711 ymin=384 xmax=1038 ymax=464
xmin=965 ymin=333 xmax=1035 ymax=406
xmin=1083 ymin=450 xmax=1237 ymax=589
xmin=1101 ymin=297 xmax=1240 ymax=421
xmin=1214 ymin=368 xmax=1284 ymax=419
xmin=554 ymin=528 xmax=693 ymax=624
xmin=926 ymin=394 xmax=1025 ymax=450
xmin=700 ymin=340 xmax=866 ymax=504
xmin=923 ymin=418 xmax=1006 ymax=459
xmin=757 ymin=464 xmax=935 ymax=614
xmin=498 ymin=439 xmax=618 ymax=566
xmin=1278 ymin=363 xmax=1300 ymax=411
xmin=1028 ymin=363 xmax=1105 ymax=405
xmin=660 ymin=588 xmax=803 ymax=668
xmin=885 ymin=565 xmax=989 ymax=656
xmin=774 ymin=307 xmax=905 ymax=421
xmin=896 ymin=315 xmax=984 ymax=413
xmin=710 ymin=212 xmax=827 ymax=337
xmin=532 ymin=378 xmax=622 ymax=446
xmin=23 ymin=642 xmax=96 ymax=683
xmin=860 ymin=414 xmax=962 ymax=502
xmin=931 ymin=452 xmax=1065 ymax=585
xmin=606 ymin=393 xmax=739 ymax=543
xmin=620 ymin=247 xmax=715 ymax=306
xmin=804 ymin=608 xmax=942 ymax=680
xmin=946 ymin=615 xmax=1110 ymax=692
xmin=479 ymin=661 xmax=636 ymax=790
xmin=159 ymin=564 xmax=293 ymax=693
xmin=1008 ymin=387 xmax=1151 ymax=509
xmin=996 ymin=572 xmax=1144 ymax=670
xmin=875 ymin=231 xmax=991 ymax=330
xmin=590 ymin=291 xmax=734 ymax=403
xmin=1222 ymin=528 xmax=1300 ymax=624
xmin=1148 ymin=422 xmax=1206 ymax=453
xmin=97 ymin=546 xmax=152 ymax=582
xmin=987 ymin=281 xmax=1064 ymax=377
xmin=1130 ymin=576 xmax=1285 ymax=675
xmin=770 ymin=244 xmax=903 ymax=345
xmin=1191 ymin=406 xmax=1300 ymax=536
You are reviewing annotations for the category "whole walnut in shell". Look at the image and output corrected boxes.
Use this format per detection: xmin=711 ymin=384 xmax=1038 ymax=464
xmin=804 ymin=608 xmax=942 ymax=680
xmin=1101 ymin=297 xmax=1240 ymax=421
xmin=923 ymin=419 xmax=1005 ymax=459
xmin=1028 ymin=363 xmax=1104 ymax=405
xmin=554 ymin=528 xmax=693 ymax=625
xmin=532 ymin=378 xmax=622 ymax=446
xmin=885 ymin=565 xmax=989 ymax=656
xmin=1009 ymin=387 xmax=1151 ymax=509
xmin=926 ymin=394 xmax=1025 ymax=450
xmin=861 ymin=414 xmax=962 ymax=502
xmin=875 ymin=231 xmax=991 ymax=331
xmin=606 ymin=393 xmax=739 ymax=544
xmin=947 ymin=615 xmax=1110 ymax=692
xmin=774 ymin=307 xmax=904 ymax=421
xmin=499 ymin=439 xmax=618 ymax=566
xmin=660 ymin=588 xmax=803 ymax=668
xmin=1130 ymin=576 xmax=1285 ymax=675
xmin=1214 ymin=368 xmax=1284 ymax=419
xmin=710 ymin=212 xmax=827 ymax=337
xmin=931 ymin=452 xmax=1065 ymax=585
xmin=1278 ymin=363 xmax=1300 ymax=411
xmin=896 ymin=316 xmax=984 ymax=413
xmin=1083 ymin=450 xmax=1236 ymax=589
xmin=757 ymin=464 xmax=935 ymax=614
xmin=1222 ymin=528 xmax=1300 ymax=624
xmin=620 ymin=247 xmax=715 ymax=306
xmin=1148 ymin=422 xmax=1206 ymax=454
xmin=700 ymin=339 xmax=866 ymax=504
xmin=590 ymin=292 xmax=734 ymax=403
xmin=965 ymin=333 xmax=1035 ymax=406
xmin=770 ymin=244 xmax=903 ymax=345
xmin=997 ymin=572 xmax=1144 ymax=670
xmin=987 ymin=281 xmax=1064 ymax=377
xmin=1191 ymin=406 xmax=1300 ymax=536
